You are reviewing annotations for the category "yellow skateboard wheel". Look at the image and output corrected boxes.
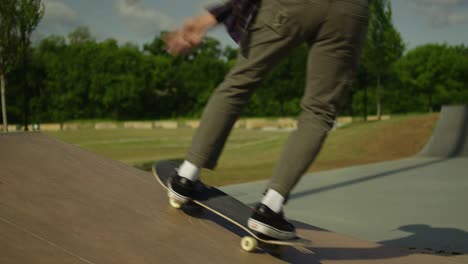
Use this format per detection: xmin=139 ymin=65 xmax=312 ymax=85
xmin=241 ymin=236 xmax=258 ymax=252
xmin=169 ymin=198 xmax=182 ymax=209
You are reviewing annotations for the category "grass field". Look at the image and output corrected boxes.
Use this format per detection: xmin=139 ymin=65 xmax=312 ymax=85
xmin=45 ymin=113 xmax=439 ymax=187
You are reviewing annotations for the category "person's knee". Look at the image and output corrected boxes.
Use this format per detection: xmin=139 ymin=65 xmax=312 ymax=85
xmin=298 ymin=101 xmax=336 ymax=130
xmin=214 ymin=72 xmax=259 ymax=102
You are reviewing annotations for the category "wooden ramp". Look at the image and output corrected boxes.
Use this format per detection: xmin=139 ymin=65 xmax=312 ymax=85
xmin=1 ymin=133 xmax=465 ymax=264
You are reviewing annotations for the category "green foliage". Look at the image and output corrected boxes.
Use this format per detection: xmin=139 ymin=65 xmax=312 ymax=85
xmin=395 ymin=44 xmax=468 ymax=112
xmin=1 ymin=0 xmax=44 ymax=130
xmin=0 ymin=0 xmax=20 ymax=73
xmin=8 ymin=31 xmax=231 ymax=122
xmin=361 ymin=0 xmax=404 ymax=76
xmin=68 ymin=26 xmax=95 ymax=45
xmin=4 ymin=18 xmax=467 ymax=123
xmin=357 ymin=0 xmax=405 ymax=118
xmin=246 ymin=44 xmax=307 ymax=116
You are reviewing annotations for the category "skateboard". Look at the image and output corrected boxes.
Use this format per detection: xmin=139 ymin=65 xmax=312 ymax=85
xmin=152 ymin=160 xmax=311 ymax=254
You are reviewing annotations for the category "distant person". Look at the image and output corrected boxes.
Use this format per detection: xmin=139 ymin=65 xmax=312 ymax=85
xmin=163 ymin=0 xmax=369 ymax=240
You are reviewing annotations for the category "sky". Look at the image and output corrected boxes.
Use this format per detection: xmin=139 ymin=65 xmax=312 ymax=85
xmin=34 ymin=0 xmax=468 ymax=50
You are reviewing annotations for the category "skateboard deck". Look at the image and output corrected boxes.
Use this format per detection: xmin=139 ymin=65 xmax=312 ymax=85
xmin=152 ymin=160 xmax=311 ymax=253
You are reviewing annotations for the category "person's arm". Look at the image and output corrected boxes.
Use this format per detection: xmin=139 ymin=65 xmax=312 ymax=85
xmin=164 ymin=0 xmax=236 ymax=56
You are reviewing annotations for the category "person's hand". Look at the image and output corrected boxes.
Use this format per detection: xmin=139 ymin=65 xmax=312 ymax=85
xmin=163 ymin=30 xmax=194 ymax=56
xmin=164 ymin=12 xmax=217 ymax=56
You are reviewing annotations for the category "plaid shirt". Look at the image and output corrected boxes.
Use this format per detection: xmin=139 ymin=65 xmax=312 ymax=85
xmin=207 ymin=0 xmax=261 ymax=44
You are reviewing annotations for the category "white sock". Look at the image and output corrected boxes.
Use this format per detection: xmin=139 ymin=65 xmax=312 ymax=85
xmin=178 ymin=160 xmax=200 ymax=182
xmin=261 ymin=189 xmax=285 ymax=213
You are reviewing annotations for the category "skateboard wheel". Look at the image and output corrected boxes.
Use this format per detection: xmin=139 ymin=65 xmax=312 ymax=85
xmin=169 ymin=198 xmax=182 ymax=209
xmin=241 ymin=236 xmax=258 ymax=252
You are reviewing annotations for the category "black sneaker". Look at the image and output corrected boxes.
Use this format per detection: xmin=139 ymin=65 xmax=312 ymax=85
xmin=168 ymin=173 xmax=195 ymax=204
xmin=248 ymin=204 xmax=296 ymax=240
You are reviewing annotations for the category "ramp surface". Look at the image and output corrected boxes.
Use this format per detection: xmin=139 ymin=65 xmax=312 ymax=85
xmin=0 ymin=133 xmax=465 ymax=263
xmin=419 ymin=105 xmax=468 ymax=157
xmin=223 ymin=157 xmax=468 ymax=255
xmin=222 ymin=105 xmax=468 ymax=258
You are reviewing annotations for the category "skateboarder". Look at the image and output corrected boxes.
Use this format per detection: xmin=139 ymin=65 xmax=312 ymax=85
xmin=163 ymin=0 xmax=369 ymax=240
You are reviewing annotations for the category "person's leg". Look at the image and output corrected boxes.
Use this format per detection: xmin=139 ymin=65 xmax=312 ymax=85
xmin=266 ymin=0 xmax=369 ymax=201
xmin=170 ymin=0 xmax=307 ymax=202
xmin=186 ymin=0 xmax=314 ymax=169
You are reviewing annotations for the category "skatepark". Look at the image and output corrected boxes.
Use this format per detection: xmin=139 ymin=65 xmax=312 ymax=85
xmin=223 ymin=105 xmax=468 ymax=254
xmin=1 ymin=105 xmax=468 ymax=263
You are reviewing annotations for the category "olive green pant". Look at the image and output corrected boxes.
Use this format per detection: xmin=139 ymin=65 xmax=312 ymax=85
xmin=186 ymin=0 xmax=369 ymax=198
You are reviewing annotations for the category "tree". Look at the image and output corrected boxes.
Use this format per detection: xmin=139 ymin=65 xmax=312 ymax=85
xmin=68 ymin=26 xmax=95 ymax=45
xmin=143 ymin=34 xmax=169 ymax=56
xmin=17 ymin=0 xmax=44 ymax=130
xmin=395 ymin=44 xmax=468 ymax=112
xmin=170 ymin=37 xmax=227 ymax=116
xmin=0 ymin=0 xmax=43 ymax=132
xmin=249 ymin=44 xmax=307 ymax=116
xmin=360 ymin=0 xmax=404 ymax=120
xmin=34 ymin=35 xmax=68 ymax=123
xmin=0 ymin=0 xmax=19 ymax=132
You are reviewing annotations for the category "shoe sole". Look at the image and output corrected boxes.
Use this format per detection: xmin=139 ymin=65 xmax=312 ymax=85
xmin=247 ymin=218 xmax=295 ymax=240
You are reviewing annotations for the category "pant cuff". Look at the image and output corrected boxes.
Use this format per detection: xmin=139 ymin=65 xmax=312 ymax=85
xmin=186 ymin=151 xmax=217 ymax=170
xmin=265 ymin=183 xmax=290 ymax=202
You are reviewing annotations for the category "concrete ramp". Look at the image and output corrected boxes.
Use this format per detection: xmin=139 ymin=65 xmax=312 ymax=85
xmin=0 ymin=133 xmax=463 ymax=263
xmin=419 ymin=105 xmax=468 ymax=157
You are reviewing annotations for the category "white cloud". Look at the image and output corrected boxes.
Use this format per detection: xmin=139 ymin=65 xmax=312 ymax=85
xmin=409 ymin=0 xmax=468 ymax=27
xmin=42 ymin=0 xmax=78 ymax=25
xmin=118 ymin=0 xmax=174 ymax=36
xmin=35 ymin=0 xmax=81 ymax=40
